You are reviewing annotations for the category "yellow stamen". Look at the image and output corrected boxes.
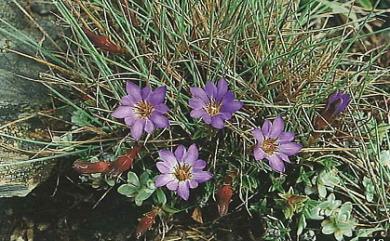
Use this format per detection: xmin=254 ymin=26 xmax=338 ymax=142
xmin=205 ymin=99 xmax=221 ymax=116
xmin=262 ymin=138 xmax=278 ymax=155
xmin=174 ymin=164 xmax=192 ymax=181
xmin=133 ymin=100 xmax=154 ymax=119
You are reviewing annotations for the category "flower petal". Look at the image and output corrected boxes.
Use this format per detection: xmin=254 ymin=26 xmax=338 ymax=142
xmin=189 ymin=98 xmax=205 ymax=110
xmin=267 ymin=155 xmax=285 ymax=173
xmin=190 ymin=87 xmax=209 ymax=102
xmin=279 ymin=142 xmax=302 ymax=156
xmin=205 ymin=81 xmax=217 ymax=98
xmin=192 ymin=159 xmax=206 ymax=170
xmin=222 ymin=91 xmax=235 ymax=103
xmin=221 ymin=100 xmax=243 ymax=114
xmin=202 ymin=114 xmax=212 ymax=124
xmin=156 ymin=162 xmax=173 ymax=173
xmin=131 ymin=119 xmax=145 ymax=140
xmin=219 ymin=112 xmax=233 ymax=120
xmin=184 ymin=144 xmax=199 ymax=164
xmin=252 ymin=128 xmax=264 ymax=143
xmin=177 ymin=181 xmax=190 ymax=200
xmin=189 ymin=180 xmax=199 ymax=188
xmin=216 ymin=78 xmax=228 ymax=100
xmin=192 ymin=171 xmax=213 ymax=183
xmin=120 ymin=96 xmax=136 ymax=106
xmin=253 ymin=146 xmax=265 ymax=160
xmin=262 ymin=120 xmax=272 ymax=137
xmin=278 ymin=132 xmax=295 ymax=143
xmin=269 ymin=116 xmax=284 ymax=138
xmin=112 ymin=106 xmax=132 ymax=118
xmin=166 ymin=179 xmax=179 ymax=191
xmin=126 ymin=82 xmax=142 ymax=102
xmin=175 ymin=145 xmax=186 ymax=162
xmin=142 ymin=86 xmax=152 ymax=99
xmin=158 ymin=150 xmax=177 ymax=166
xmin=155 ymin=174 xmax=173 ymax=187
xmin=150 ymin=113 xmax=169 ymax=128
xmin=154 ymin=103 xmax=169 ymax=114
xmin=124 ymin=116 xmax=136 ymax=126
xmin=211 ymin=116 xmax=225 ymax=129
xmin=148 ymin=86 xmax=166 ymax=105
xmin=144 ymin=120 xmax=155 ymax=134
xmin=190 ymin=109 xmax=206 ymax=118
xmin=277 ymin=152 xmax=290 ymax=163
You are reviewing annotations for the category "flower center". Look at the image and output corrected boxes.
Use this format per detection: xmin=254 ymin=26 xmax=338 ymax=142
xmin=133 ymin=100 xmax=154 ymax=119
xmin=174 ymin=164 xmax=192 ymax=181
xmin=205 ymin=99 xmax=221 ymax=116
xmin=262 ymin=138 xmax=278 ymax=155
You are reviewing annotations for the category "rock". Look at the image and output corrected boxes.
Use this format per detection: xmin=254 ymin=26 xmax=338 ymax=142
xmin=0 ymin=150 xmax=54 ymax=198
xmin=0 ymin=1 xmax=60 ymax=197
xmin=30 ymin=1 xmax=56 ymax=16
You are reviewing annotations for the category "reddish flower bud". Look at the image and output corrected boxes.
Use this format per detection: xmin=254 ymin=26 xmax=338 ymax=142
xmin=108 ymin=145 xmax=141 ymax=175
xmin=217 ymin=184 xmax=233 ymax=216
xmin=134 ymin=209 xmax=158 ymax=239
xmin=83 ymin=29 xmax=125 ymax=54
xmin=72 ymin=160 xmax=111 ymax=174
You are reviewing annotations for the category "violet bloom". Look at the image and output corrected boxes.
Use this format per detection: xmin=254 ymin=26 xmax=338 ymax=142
xmin=326 ymin=92 xmax=351 ymax=115
xmin=252 ymin=116 xmax=302 ymax=173
xmin=189 ymin=79 xmax=243 ymax=129
xmin=112 ymin=82 xmax=169 ymax=140
xmin=155 ymin=144 xmax=212 ymax=200
xmin=314 ymin=92 xmax=351 ymax=130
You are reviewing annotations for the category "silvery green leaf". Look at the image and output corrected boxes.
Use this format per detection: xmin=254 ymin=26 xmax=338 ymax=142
xmin=318 ymin=185 xmax=327 ymax=198
xmin=306 ymin=206 xmax=324 ymax=220
xmin=139 ymin=171 xmax=150 ymax=185
xmin=117 ymin=184 xmax=138 ymax=197
xmin=362 ymin=177 xmax=375 ymax=202
xmin=135 ymin=188 xmax=155 ymax=203
xmin=297 ymin=215 xmax=306 ymax=236
xmin=321 ymin=220 xmax=336 ymax=234
xmin=154 ymin=189 xmax=167 ymax=205
xmin=127 ymin=172 xmax=140 ymax=188
xmin=379 ymin=150 xmax=390 ymax=167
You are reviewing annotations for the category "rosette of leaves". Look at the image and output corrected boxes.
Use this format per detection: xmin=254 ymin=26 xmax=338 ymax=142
xmin=316 ymin=169 xmax=340 ymax=198
xmin=318 ymin=193 xmax=341 ymax=216
xmin=118 ymin=171 xmax=156 ymax=206
xmin=321 ymin=202 xmax=357 ymax=241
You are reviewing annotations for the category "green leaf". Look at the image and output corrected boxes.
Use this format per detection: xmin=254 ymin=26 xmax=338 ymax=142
xmin=154 ymin=189 xmax=167 ymax=205
xmin=297 ymin=215 xmax=307 ymax=236
xmin=362 ymin=177 xmax=375 ymax=202
xmin=357 ymin=0 xmax=373 ymax=9
xmin=127 ymin=172 xmax=140 ymax=188
xmin=139 ymin=171 xmax=150 ymax=185
xmin=117 ymin=184 xmax=138 ymax=197
xmin=135 ymin=188 xmax=155 ymax=206
xmin=162 ymin=205 xmax=181 ymax=214
xmin=71 ymin=109 xmax=98 ymax=127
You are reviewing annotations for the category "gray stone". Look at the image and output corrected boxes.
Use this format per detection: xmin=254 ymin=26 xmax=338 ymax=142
xmin=0 ymin=0 xmax=59 ymax=197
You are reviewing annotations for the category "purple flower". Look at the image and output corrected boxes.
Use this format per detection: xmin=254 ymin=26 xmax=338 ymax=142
xmin=189 ymin=78 xmax=243 ymax=129
xmin=326 ymin=92 xmax=351 ymax=115
xmin=155 ymin=144 xmax=213 ymax=200
xmin=112 ymin=82 xmax=170 ymax=140
xmin=252 ymin=116 xmax=302 ymax=173
xmin=314 ymin=92 xmax=351 ymax=130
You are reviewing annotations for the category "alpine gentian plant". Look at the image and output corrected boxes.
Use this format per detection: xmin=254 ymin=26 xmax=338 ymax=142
xmin=314 ymin=92 xmax=351 ymax=130
xmin=189 ymin=78 xmax=243 ymax=129
xmin=252 ymin=116 xmax=302 ymax=173
xmin=155 ymin=144 xmax=213 ymax=200
xmin=112 ymin=82 xmax=170 ymax=140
